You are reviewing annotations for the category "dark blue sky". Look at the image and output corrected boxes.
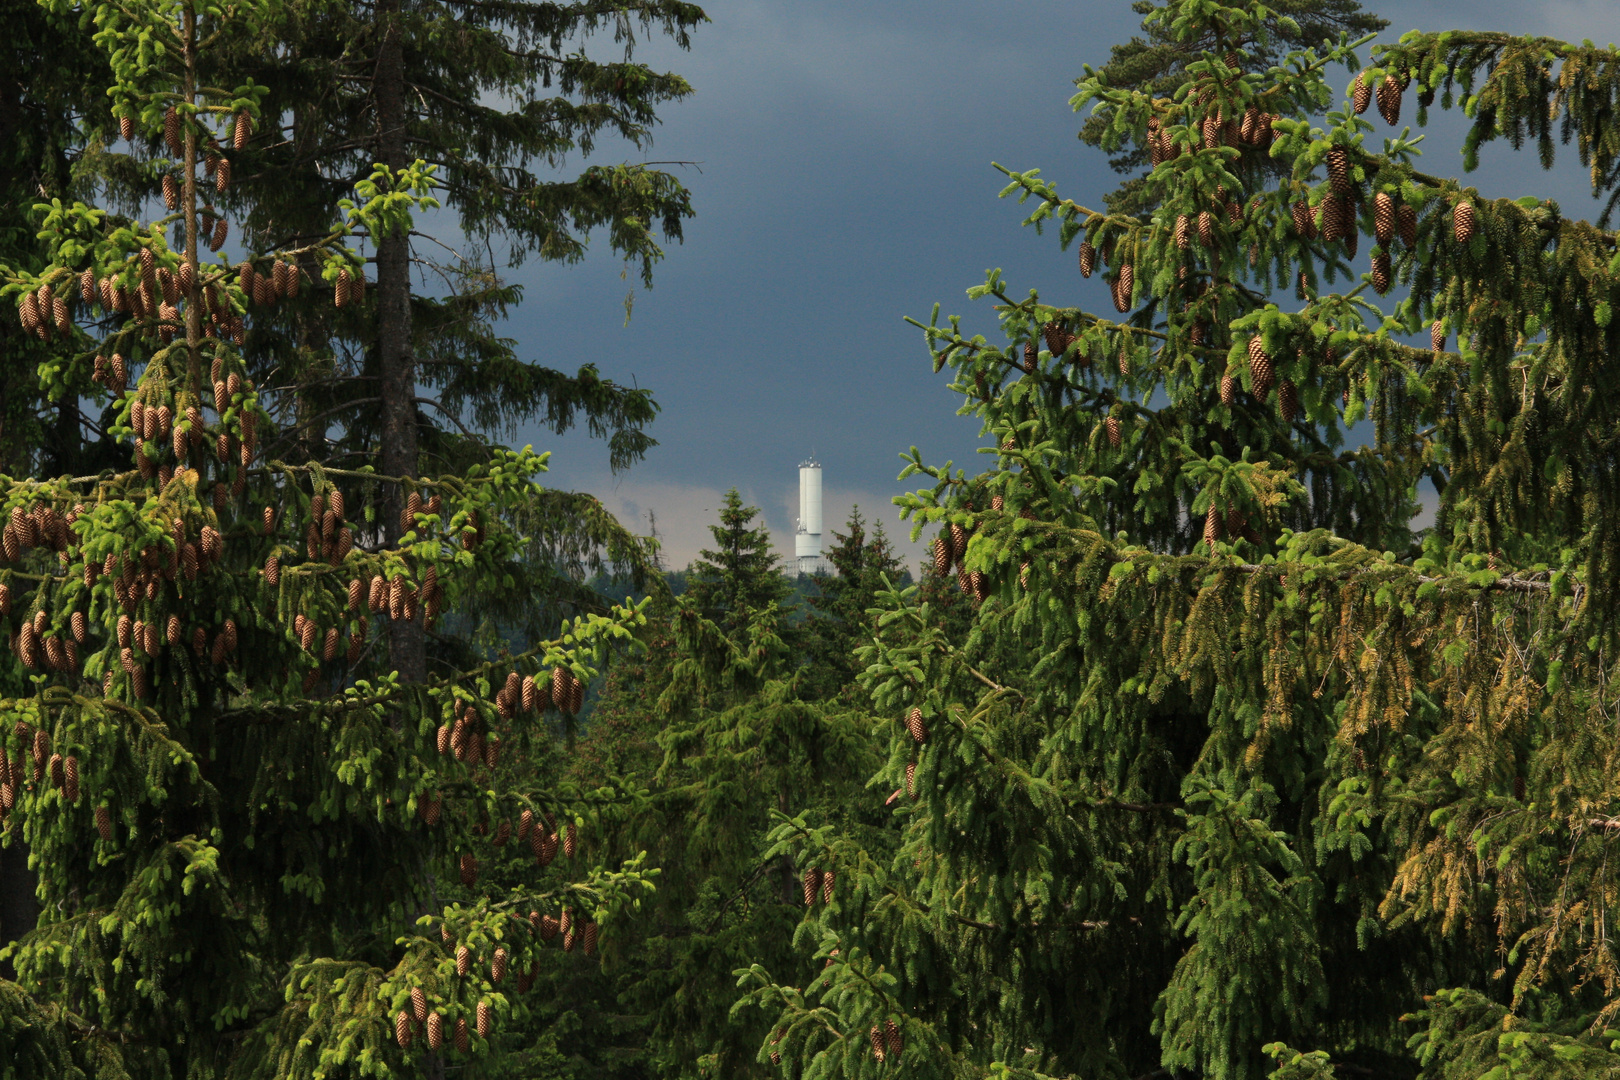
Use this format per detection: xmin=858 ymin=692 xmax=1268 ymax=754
xmin=494 ymin=0 xmax=1620 ymax=573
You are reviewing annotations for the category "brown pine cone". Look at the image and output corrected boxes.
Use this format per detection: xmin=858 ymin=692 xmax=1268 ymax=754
xmin=1105 ymin=416 xmax=1122 ymax=448
xmin=518 ymin=809 xmax=534 ymax=843
xmin=1197 ymin=210 xmax=1214 ymax=246
xmin=323 ymin=627 xmax=339 ymax=661
xmin=1113 ymin=265 xmax=1133 ymax=313
xmin=1279 ymin=379 xmax=1300 ymax=422
xmin=1319 ymin=197 xmax=1343 ymax=242
xmin=885 ymin=1019 xmax=902 ymax=1060
xmin=395 ymin=1011 xmax=413 ymax=1049
xmin=1371 ymin=252 xmax=1391 ymax=294
xmin=163 ymin=106 xmax=181 ymax=155
xmin=210 ymin=217 xmax=227 ymax=252
xmin=564 ymin=821 xmax=578 ymax=858
xmin=1351 ymin=72 xmax=1371 ymax=114
xmin=1248 ymin=337 xmax=1274 ymax=401
xmin=264 ymin=555 xmax=279 ymax=586
xmin=233 ymin=110 xmax=251 ymax=150
xmin=1078 ymin=240 xmax=1095 ymax=277
xmin=476 ymin=1000 xmax=492 ymax=1039
xmin=1041 ymin=321 xmax=1074 ymax=360
xmin=436 ymin=724 xmax=451 ymax=755
xmin=821 ymin=868 xmax=835 ymax=903
xmin=411 ymin=986 xmax=427 ymax=1023
xmin=420 ymin=794 xmax=442 ymax=826
xmin=1431 ymin=321 xmax=1445 ymax=353
xmin=1325 ymin=147 xmax=1350 ymax=194
xmin=1174 ymin=213 xmax=1190 ymax=249
xmin=1373 ymin=192 xmax=1395 ymax=244
xmin=870 ymin=1026 xmax=886 ymax=1063
xmin=489 ymin=946 xmax=508 ymax=985
xmin=1377 ymin=73 xmax=1403 ymax=125
xmin=456 ymin=944 xmax=471 ymax=978
xmin=166 ymin=614 xmax=181 ymax=646
xmin=369 ymin=575 xmax=386 ymax=612
xmin=427 ymin=1013 xmax=443 ymax=1051
xmin=1397 ymin=203 xmax=1418 ymax=247
xmin=539 ymin=914 xmax=559 ymax=941
xmin=552 ymin=666 xmax=570 ymax=713
xmin=454 ymin=1017 xmax=469 ymax=1054
xmin=1204 ymin=503 xmax=1222 ymax=549
xmin=96 ymin=804 xmax=112 ymax=840
xmin=906 ymin=707 xmax=927 ymax=743
xmin=905 ymin=761 xmax=917 ymax=798
xmin=948 ymin=522 xmax=968 ymax=566
xmin=540 ymin=829 xmax=558 ymax=866
xmin=335 ymin=267 xmax=352 ymax=308
xmin=521 ymin=674 xmax=539 ymax=712
xmin=49 ymin=753 xmax=64 ymax=790
xmin=1021 ymin=340 xmax=1036 ymax=374
xmin=119 ymin=114 xmax=134 ymax=141
xmin=216 ymin=156 xmax=232 ymax=193
xmin=583 ymin=922 xmax=598 ymax=955
xmin=802 ymin=866 xmax=821 ymax=906
xmin=1453 ymin=200 xmax=1475 ymax=244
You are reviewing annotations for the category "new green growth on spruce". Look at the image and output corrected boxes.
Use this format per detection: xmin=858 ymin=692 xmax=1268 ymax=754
xmin=0 ymin=0 xmax=664 ymax=1076
xmin=734 ymin=2 xmax=1620 ymax=1078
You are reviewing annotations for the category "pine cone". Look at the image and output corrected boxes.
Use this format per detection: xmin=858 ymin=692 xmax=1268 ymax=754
xmin=163 ymin=106 xmax=181 ymax=155
xmin=427 ymin=1013 xmax=443 ymax=1051
xmin=1431 ymin=321 xmax=1445 ymax=353
xmin=1204 ymin=503 xmax=1223 ymax=549
xmin=870 ymin=1026 xmax=886 ymax=1064
xmin=905 ymin=760 xmax=917 ymax=798
xmin=491 ymin=946 xmax=508 ymax=984
xmin=1377 ymin=73 xmax=1403 ymax=125
xmin=119 ymin=114 xmax=134 ymax=141
xmin=522 ymin=675 xmax=539 ymax=712
xmin=1248 ymin=337 xmax=1274 ymax=400
xmin=211 ymin=216 xmax=227 ymax=252
xmin=1078 ymin=240 xmax=1095 ymax=277
xmin=476 ymin=1000 xmax=492 ymax=1039
xmin=802 ymin=867 xmax=821 ymax=906
xmin=1319 ymin=197 xmax=1343 ymax=242
xmin=1279 ymin=379 xmax=1300 ymax=422
xmin=395 ymin=1011 xmax=413 ymax=1049
xmin=1397 ymin=203 xmax=1418 ymax=247
xmin=948 ymin=522 xmax=968 ymax=566
xmin=369 ymin=575 xmax=386 ymax=612
xmin=335 ymin=267 xmax=352 ymax=308
xmin=1454 ymin=200 xmax=1475 ymax=244
xmin=519 ymin=809 xmax=534 ymax=842
xmin=552 ymin=666 xmax=570 ymax=713
xmin=906 ymin=707 xmax=927 ymax=743
xmin=1325 ymin=147 xmax=1350 ymax=194
xmin=456 ymin=943 xmax=471 ymax=977
xmin=1371 ymin=251 xmax=1391 ymax=294
xmin=96 ymin=804 xmax=112 ymax=840
xmin=1041 ymin=320 xmax=1074 ymax=360
xmin=821 ymin=868 xmax=835 ymax=903
xmin=1105 ymin=416 xmax=1122 ymax=448
xmin=1351 ymin=72 xmax=1371 ymax=114
xmin=166 ymin=614 xmax=181 ymax=646
xmin=539 ymin=914 xmax=559 ymax=941
xmin=1112 ymin=265 xmax=1133 ymax=313
xmin=1197 ymin=210 xmax=1214 ymax=246
xmin=233 ymin=110 xmax=251 ymax=150
xmin=412 ymin=986 xmax=428 ymax=1022
xmin=884 ymin=1019 xmax=902 ymax=1060
xmin=564 ymin=821 xmax=577 ymax=858
xmin=1175 ymin=214 xmax=1190 ymax=249
xmin=1373 ymin=192 xmax=1395 ymax=245
xmin=420 ymin=794 xmax=442 ymax=826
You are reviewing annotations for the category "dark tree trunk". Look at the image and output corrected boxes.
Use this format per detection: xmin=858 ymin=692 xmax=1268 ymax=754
xmin=0 ymin=842 xmax=38 ymax=982
xmin=374 ymin=0 xmax=425 ymax=684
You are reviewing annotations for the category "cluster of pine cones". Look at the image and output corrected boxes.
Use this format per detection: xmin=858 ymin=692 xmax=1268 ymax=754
xmin=0 ymin=722 xmax=77 ymax=813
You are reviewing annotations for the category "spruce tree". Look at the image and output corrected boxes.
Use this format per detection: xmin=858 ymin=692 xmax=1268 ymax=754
xmin=685 ymin=488 xmax=795 ymax=638
xmin=736 ymin=1 xmax=1620 ymax=1078
xmin=0 ymin=1 xmax=657 ymax=1076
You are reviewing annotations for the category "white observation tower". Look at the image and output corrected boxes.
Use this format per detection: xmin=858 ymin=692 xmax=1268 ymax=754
xmin=795 ymin=456 xmax=826 ymax=576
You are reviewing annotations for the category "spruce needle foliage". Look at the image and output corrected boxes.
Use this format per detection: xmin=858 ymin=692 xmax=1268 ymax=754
xmin=733 ymin=2 xmax=1620 ymax=1078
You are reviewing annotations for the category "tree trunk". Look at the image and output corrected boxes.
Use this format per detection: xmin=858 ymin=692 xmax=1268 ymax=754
xmin=374 ymin=0 xmax=425 ymax=684
xmin=0 ymin=842 xmax=38 ymax=982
